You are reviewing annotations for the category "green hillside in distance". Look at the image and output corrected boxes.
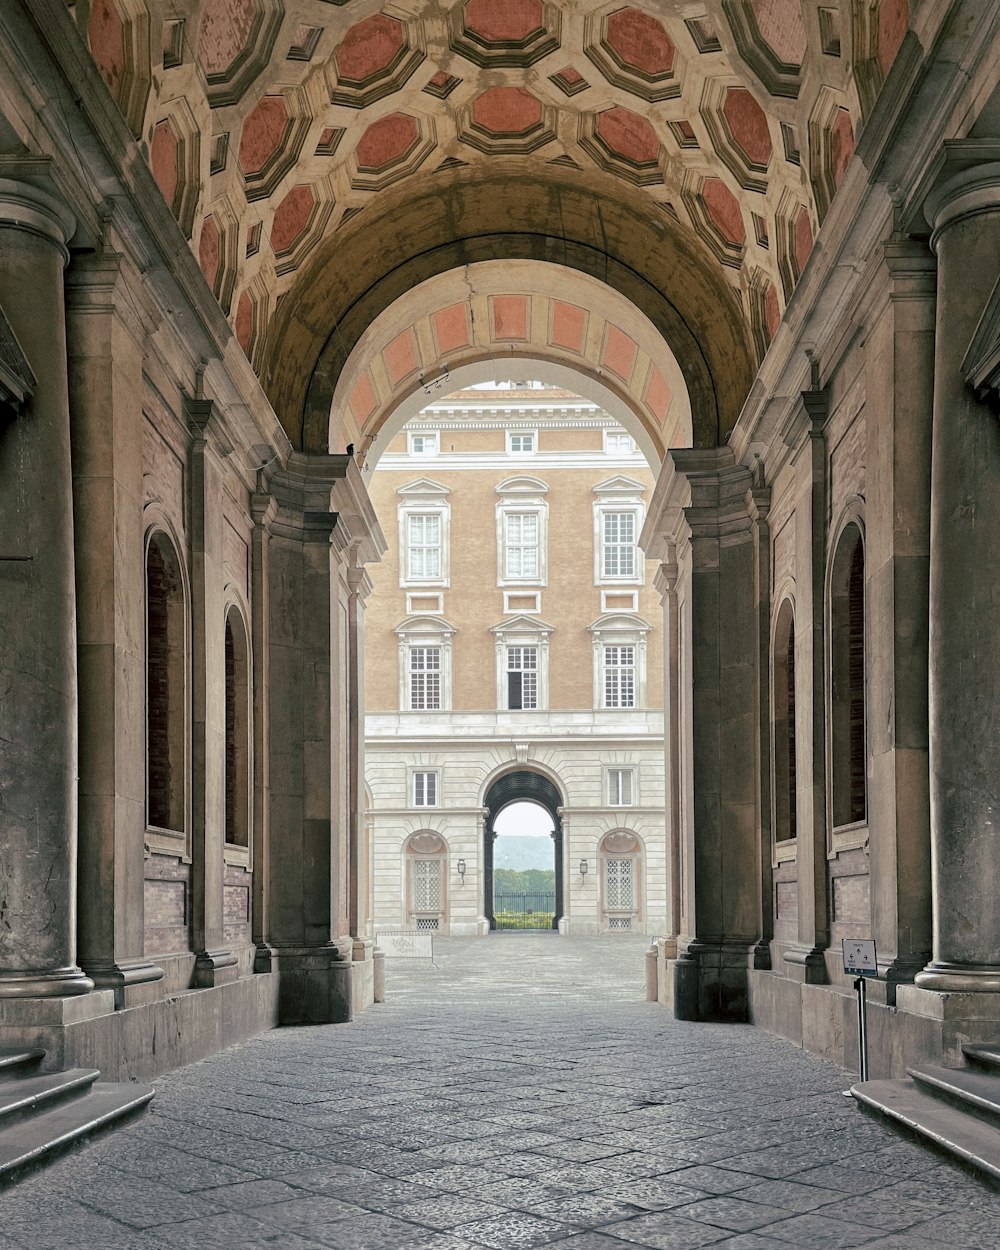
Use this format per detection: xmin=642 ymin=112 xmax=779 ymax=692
xmin=494 ymin=868 xmax=556 ymax=893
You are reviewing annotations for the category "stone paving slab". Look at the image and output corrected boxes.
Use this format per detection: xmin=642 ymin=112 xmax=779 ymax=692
xmin=1 ymin=933 xmax=1000 ymax=1248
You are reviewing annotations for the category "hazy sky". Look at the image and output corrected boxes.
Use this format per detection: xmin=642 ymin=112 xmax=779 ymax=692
xmin=494 ymin=801 xmax=554 ymax=838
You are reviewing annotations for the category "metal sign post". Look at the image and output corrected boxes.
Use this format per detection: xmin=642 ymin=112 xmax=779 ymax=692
xmin=842 ymin=938 xmax=877 ymax=1084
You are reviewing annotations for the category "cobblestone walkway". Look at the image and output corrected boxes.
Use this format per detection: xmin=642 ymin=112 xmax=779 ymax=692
xmin=3 ymin=934 xmax=1000 ymax=1249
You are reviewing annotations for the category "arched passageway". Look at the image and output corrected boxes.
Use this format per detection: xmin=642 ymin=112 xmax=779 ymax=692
xmin=483 ymin=771 xmax=565 ymax=932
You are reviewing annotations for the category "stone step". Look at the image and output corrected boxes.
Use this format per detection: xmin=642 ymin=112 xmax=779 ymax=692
xmin=853 ymin=1078 xmax=1000 ymax=1185
xmin=909 ymin=1064 xmax=1000 ymax=1131
xmin=0 ymin=1081 xmax=154 ymax=1186
xmin=0 ymin=1049 xmax=45 ymax=1079
xmin=0 ymin=1069 xmax=100 ymax=1127
xmin=965 ymin=1044 xmax=1000 ymax=1075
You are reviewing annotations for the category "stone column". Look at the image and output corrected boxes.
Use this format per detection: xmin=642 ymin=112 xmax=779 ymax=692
xmin=66 ymin=250 xmax=163 ymax=1006
xmin=869 ymin=240 xmax=935 ymax=994
xmin=0 ymin=177 xmax=92 ymax=998
xmin=654 ymin=556 xmax=681 ymax=961
xmin=916 ymin=162 xmax=1000 ymax=992
xmin=666 ymin=448 xmax=760 ymax=1021
xmin=186 ymin=399 xmax=237 ymax=988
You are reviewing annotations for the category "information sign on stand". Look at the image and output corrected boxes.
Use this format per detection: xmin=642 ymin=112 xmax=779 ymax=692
xmin=842 ymin=938 xmax=877 ymax=1086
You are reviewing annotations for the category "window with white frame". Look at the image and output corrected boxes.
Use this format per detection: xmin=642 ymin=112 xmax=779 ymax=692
xmin=409 ymin=646 xmax=441 ymax=710
xmin=397 ymin=479 xmax=450 ymax=589
xmin=396 ymin=615 xmax=455 ymax=712
xmin=406 ymin=513 xmax=441 ymax=580
xmin=492 ymin=615 xmax=553 ymax=711
xmin=604 ymin=430 xmax=634 ymax=455
xmin=589 ymin=612 xmax=650 ymax=711
xmin=602 ymin=511 xmax=636 ymax=579
xmin=608 ymin=767 xmax=633 ymax=806
xmin=593 ymin=477 xmax=645 ymax=586
xmin=408 ymin=431 xmax=439 ymax=456
xmin=604 ymin=645 xmax=636 ymax=708
xmin=507 ymin=431 xmax=535 ymax=454
xmin=413 ymin=770 xmax=438 ymax=806
xmin=504 ymin=512 xmax=540 ymax=580
xmin=496 ymin=477 xmax=548 ymax=587
xmin=506 ymin=646 xmax=538 ymax=710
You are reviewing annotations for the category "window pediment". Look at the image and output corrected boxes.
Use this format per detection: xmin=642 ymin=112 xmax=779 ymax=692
xmin=396 ymin=477 xmax=450 ymax=501
xmin=496 ymin=475 xmax=549 ymax=499
xmin=490 ymin=614 xmax=554 ymax=637
xmin=393 ymin=614 xmax=456 ymax=638
xmin=593 ymin=475 xmax=645 ymax=499
xmin=588 ymin=612 xmax=651 ymax=637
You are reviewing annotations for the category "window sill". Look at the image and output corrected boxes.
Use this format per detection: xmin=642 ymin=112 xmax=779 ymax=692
xmin=224 ymin=843 xmax=251 ymax=868
xmin=773 ymin=839 xmax=798 ymax=865
xmin=829 ymin=820 xmax=868 ymax=857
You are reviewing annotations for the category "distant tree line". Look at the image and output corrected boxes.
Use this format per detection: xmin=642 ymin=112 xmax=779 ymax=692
xmin=494 ymin=868 xmax=556 ymax=893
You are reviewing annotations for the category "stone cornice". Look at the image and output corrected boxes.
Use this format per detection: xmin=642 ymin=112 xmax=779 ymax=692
xmin=0 ymin=304 xmax=35 ymax=416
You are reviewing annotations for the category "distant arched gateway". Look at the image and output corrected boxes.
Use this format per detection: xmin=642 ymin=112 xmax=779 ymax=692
xmin=483 ymin=771 xmax=564 ymax=932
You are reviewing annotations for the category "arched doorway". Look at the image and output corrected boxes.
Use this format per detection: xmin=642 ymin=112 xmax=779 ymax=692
xmin=483 ymin=771 xmax=564 ymax=932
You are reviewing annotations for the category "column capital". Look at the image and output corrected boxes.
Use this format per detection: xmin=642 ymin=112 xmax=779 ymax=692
xmin=925 ymin=154 xmax=1000 ymax=249
xmin=0 ymin=175 xmax=75 ymax=260
xmin=65 ymin=249 xmax=161 ymax=344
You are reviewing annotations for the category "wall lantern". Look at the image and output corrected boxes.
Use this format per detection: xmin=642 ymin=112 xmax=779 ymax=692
xmin=456 ymin=858 xmax=467 ymax=882
xmin=579 ymin=859 xmax=588 ymax=877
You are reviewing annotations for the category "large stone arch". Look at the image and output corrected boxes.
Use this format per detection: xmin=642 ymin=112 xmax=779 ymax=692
xmin=260 ymin=165 xmax=756 ymax=453
xmin=483 ymin=768 xmax=566 ymax=932
xmin=328 ymin=258 xmax=694 ymax=467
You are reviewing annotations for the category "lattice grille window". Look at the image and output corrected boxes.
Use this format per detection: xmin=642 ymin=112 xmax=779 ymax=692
xmin=507 ymin=645 xmax=538 ymax=709
xmin=412 ymin=859 xmax=442 ymax=912
xmin=608 ymin=916 xmax=632 ymax=930
xmin=605 ymin=858 xmax=635 ymax=912
xmin=415 ymin=917 xmax=439 ymax=931
xmin=603 ymin=511 xmax=636 ymax=578
xmin=410 ymin=646 xmax=441 ymax=710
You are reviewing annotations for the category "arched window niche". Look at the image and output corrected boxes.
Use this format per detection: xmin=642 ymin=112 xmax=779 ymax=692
xmin=224 ymin=603 xmax=251 ymax=856
xmin=829 ymin=519 xmax=867 ymax=838
xmin=772 ymin=598 xmax=797 ymax=852
xmin=599 ymin=830 xmax=644 ymax=931
xmin=145 ymin=528 xmax=187 ymax=846
xmin=403 ymin=831 xmax=448 ymax=931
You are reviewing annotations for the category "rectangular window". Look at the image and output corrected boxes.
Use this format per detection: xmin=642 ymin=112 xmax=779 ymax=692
xmin=603 ymin=511 xmax=636 ymax=579
xmin=608 ymin=768 xmax=633 ymax=806
xmin=604 ymin=431 xmax=633 ymax=454
xmin=409 ymin=432 xmax=439 ymax=455
xmin=504 ymin=512 xmax=539 ymax=579
xmin=604 ymin=645 xmax=636 ymax=708
xmin=413 ymin=770 xmax=438 ymax=806
xmin=410 ymin=647 xmax=441 ymax=710
xmin=509 ymin=432 xmax=534 ymax=453
xmin=407 ymin=514 xmax=441 ymax=580
xmin=506 ymin=646 xmax=538 ymax=710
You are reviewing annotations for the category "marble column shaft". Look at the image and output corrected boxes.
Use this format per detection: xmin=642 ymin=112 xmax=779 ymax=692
xmin=66 ymin=251 xmax=163 ymax=1005
xmin=918 ymin=163 xmax=1000 ymax=990
xmin=0 ymin=178 xmax=92 ymax=997
xmin=654 ymin=557 xmax=681 ymax=960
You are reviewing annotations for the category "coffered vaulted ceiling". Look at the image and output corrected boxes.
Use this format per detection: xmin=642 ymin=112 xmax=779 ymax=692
xmin=83 ymin=0 xmax=911 ymax=442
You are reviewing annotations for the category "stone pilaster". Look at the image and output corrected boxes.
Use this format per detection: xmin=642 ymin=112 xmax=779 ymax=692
xmin=780 ymin=383 xmax=830 ymax=984
xmin=916 ymin=159 xmax=1000 ymax=992
xmin=65 ymin=250 xmax=163 ymax=1006
xmin=869 ymin=239 xmax=936 ymax=995
xmin=745 ymin=473 xmax=773 ymax=971
xmin=186 ymin=399 xmax=238 ymax=988
xmin=250 ymin=490 xmax=277 ymax=971
xmin=0 ymin=176 xmax=92 ymax=998
xmin=261 ymin=454 xmax=383 ymax=1022
xmin=653 ymin=555 xmax=680 ymax=960
xmin=649 ymin=448 xmax=760 ymax=1021
xmin=346 ymin=562 xmax=373 ymax=947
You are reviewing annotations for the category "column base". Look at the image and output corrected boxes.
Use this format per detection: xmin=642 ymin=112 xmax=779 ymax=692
xmin=782 ymin=944 xmax=828 ymax=984
xmin=671 ymin=939 xmax=753 ymax=1022
xmin=0 ymin=966 xmax=95 ymax=999
xmin=271 ymin=944 xmax=354 ymax=1024
xmin=80 ymin=958 xmax=164 ymax=1010
xmin=915 ymin=961 xmax=1000 ymax=993
xmin=192 ymin=949 xmax=239 ymax=989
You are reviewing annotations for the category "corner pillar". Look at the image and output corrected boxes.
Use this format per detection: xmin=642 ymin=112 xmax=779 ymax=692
xmin=653 ymin=555 xmax=681 ymax=961
xmin=65 ymin=250 xmax=163 ymax=1006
